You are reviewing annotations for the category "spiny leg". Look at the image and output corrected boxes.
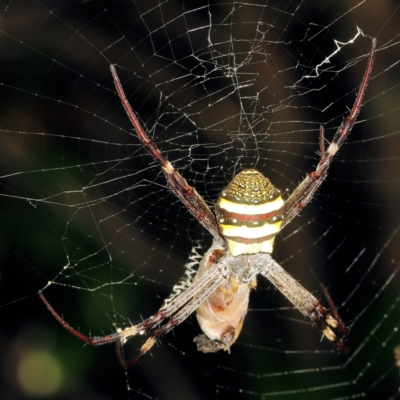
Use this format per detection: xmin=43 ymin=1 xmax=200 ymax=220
xmin=39 ymin=249 xmax=228 ymax=368
xmin=115 ymin=250 xmax=228 ymax=369
xmin=262 ymin=255 xmax=349 ymax=353
xmin=320 ymin=283 xmax=349 ymax=334
xmin=38 ymin=263 xmax=221 ymax=346
xmin=117 ymin=273 xmax=225 ymax=369
xmin=282 ymin=38 xmax=376 ymax=228
xmin=38 ymin=291 xmax=122 ymax=346
xmin=110 ymin=65 xmax=225 ymax=245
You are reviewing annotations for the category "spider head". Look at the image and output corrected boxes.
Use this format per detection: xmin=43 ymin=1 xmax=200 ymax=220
xmin=215 ymin=169 xmax=284 ymax=257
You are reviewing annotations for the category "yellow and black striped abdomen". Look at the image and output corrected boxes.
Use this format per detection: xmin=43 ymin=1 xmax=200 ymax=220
xmin=216 ymin=169 xmax=284 ymax=257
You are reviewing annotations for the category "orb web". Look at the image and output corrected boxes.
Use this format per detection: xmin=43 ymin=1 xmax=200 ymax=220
xmin=1 ymin=1 xmax=400 ymax=399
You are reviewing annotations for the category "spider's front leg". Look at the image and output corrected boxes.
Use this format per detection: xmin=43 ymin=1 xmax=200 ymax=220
xmin=116 ymin=248 xmax=228 ymax=369
xmin=110 ymin=65 xmax=225 ymax=246
xmin=39 ymin=248 xmax=228 ymax=369
xmin=261 ymin=255 xmax=349 ymax=353
xmin=282 ymin=38 xmax=376 ymax=227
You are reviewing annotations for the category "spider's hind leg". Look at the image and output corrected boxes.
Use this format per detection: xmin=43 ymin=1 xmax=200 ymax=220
xmin=110 ymin=65 xmax=225 ymax=245
xmin=282 ymin=38 xmax=376 ymax=228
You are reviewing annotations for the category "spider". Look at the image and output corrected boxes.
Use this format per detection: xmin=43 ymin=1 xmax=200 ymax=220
xmin=39 ymin=38 xmax=376 ymax=370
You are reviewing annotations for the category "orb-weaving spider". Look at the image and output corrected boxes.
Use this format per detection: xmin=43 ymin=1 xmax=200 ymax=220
xmin=39 ymin=38 xmax=376 ymax=369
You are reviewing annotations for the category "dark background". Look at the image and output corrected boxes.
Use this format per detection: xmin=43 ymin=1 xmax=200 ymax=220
xmin=1 ymin=1 xmax=400 ymax=399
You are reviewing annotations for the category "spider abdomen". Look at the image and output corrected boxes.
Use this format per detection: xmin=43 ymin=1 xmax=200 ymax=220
xmin=216 ymin=169 xmax=284 ymax=256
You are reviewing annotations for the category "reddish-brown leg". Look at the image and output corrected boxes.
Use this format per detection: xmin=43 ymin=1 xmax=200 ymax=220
xmin=282 ymin=38 xmax=376 ymax=227
xmin=38 ymin=249 xmax=227 ymax=369
xmin=110 ymin=65 xmax=225 ymax=245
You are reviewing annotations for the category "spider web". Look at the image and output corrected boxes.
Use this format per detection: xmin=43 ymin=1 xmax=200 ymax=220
xmin=1 ymin=1 xmax=400 ymax=399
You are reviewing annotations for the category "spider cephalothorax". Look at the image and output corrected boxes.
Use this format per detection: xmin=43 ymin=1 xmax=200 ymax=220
xmin=39 ymin=38 xmax=376 ymax=369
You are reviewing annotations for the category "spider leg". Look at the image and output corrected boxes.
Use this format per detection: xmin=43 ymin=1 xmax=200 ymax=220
xmin=38 ymin=291 xmax=122 ymax=345
xmin=261 ymin=255 xmax=349 ymax=353
xmin=115 ymin=249 xmax=227 ymax=369
xmin=110 ymin=65 xmax=225 ymax=246
xmin=117 ymin=271 xmax=225 ymax=369
xmin=38 ymin=260 xmax=221 ymax=346
xmin=39 ymin=249 xmax=228 ymax=369
xmin=320 ymin=283 xmax=348 ymax=331
xmin=282 ymin=38 xmax=376 ymax=227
